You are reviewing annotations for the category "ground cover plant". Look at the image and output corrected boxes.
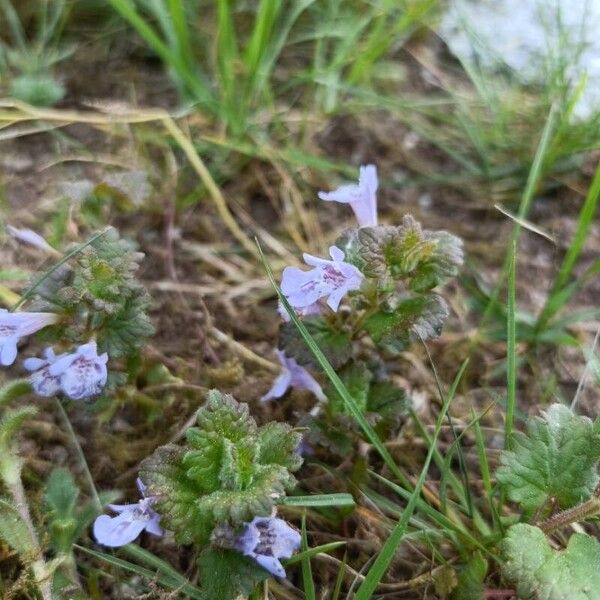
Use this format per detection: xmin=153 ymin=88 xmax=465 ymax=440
xmin=0 ymin=1 xmax=600 ymax=598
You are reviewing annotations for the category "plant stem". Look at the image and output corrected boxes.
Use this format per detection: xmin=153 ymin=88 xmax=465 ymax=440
xmin=538 ymin=495 xmax=600 ymax=535
xmin=54 ymin=398 xmax=102 ymax=511
xmin=4 ymin=461 xmax=53 ymax=600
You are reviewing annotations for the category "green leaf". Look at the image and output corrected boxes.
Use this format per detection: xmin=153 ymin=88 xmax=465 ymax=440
xmin=366 ymin=380 xmax=410 ymax=433
xmin=258 ymin=421 xmax=303 ymax=472
xmin=502 ymin=524 xmax=600 ymax=600
xmin=197 ymin=547 xmax=269 ymax=600
xmin=139 ymin=444 xmax=206 ymax=544
xmin=0 ymin=497 xmax=35 ymax=555
xmin=451 ymin=552 xmax=487 ymax=600
xmin=30 ymin=227 xmax=154 ymax=358
xmin=337 ymin=216 xmax=463 ymax=289
xmin=496 ymin=404 xmax=600 ymax=512
xmin=325 ymin=361 xmax=372 ymax=414
xmin=44 ymin=468 xmax=79 ymax=554
xmin=0 ymin=406 xmax=37 ymax=449
xmin=363 ymin=293 xmax=449 ymax=352
xmin=0 ymin=379 xmax=33 ymax=408
xmin=45 ymin=468 xmax=78 ymax=520
xmin=411 ymin=230 xmax=464 ymax=292
xmin=279 ymin=316 xmax=352 ymax=369
xmin=141 ymin=391 xmax=302 ymax=543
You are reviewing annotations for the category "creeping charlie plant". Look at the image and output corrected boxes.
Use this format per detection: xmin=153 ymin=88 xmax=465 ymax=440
xmin=8 ymin=165 xmax=597 ymax=600
xmin=264 ymin=164 xmax=464 ymax=453
xmin=1 ymin=224 xmax=304 ymax=598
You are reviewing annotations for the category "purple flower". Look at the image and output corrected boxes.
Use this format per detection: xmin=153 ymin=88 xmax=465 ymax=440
xmin=47 ymin=341 xmax=108 ymax=400
xmin=234 ymin=517 xmax=301 ymax=578
xmin=281 ymin=246 xmax=363 ymax=313
xmin=318 ymin=164 xmax=378 ymax=228
xmin=23 ymin=347 xmax=67 ymax=397
xmin=6 ymin=225 xmax=57 ymax=254
xmin=93 ymin=478 xmax=162 ymax=547
xmin=0 ymin=310 xmax=59 ymax=366
xmin=261 ymin=350 xmax=326 ymax=402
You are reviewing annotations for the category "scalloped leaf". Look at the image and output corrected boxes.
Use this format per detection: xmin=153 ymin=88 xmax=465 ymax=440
xmin=501 ymin=524 xmax=600 ymax=600
xmin=31 ymin=227 xmax=154 ymax=358
xmin=140 ymin=391 xmax=302 ymax=543
xmin=279 ymin=316 xmax=352 ymax=369
xmin=258 ymin=422 xmax=303 ymax=471
xmin=139 ymin=445 xmax=209 ymax=544
xmin=496 ymin=404 xmax=600 ymax=512
xmin=184 ymin=391 xmax=258 ymax=492
xmin=325 ymin=361 xmax=372 ymax=414
xmin=363 ymin=293 xmax=449 ymax=353
xmin=336 ymin=215 xmax=463 ymax=290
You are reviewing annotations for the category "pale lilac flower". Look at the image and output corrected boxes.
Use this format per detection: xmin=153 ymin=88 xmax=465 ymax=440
xmin=277 ymin=300 xmax=321 ymax=322
xmin=261 ymin=350 xmax=326 ymax=402
xmin=0 ymin=310 xmax=59 ymax=366
xmin=6 ymin=225 xmax=57 ymax=254
xmin=23 ymin=347 xmax=67 ymax=397
xmin=93 ymin=479 xmax=162 ymax=547
xmin=281 ymin=246 xmax=363 ymax=313
xmin=318 ymin=164 xmax=378 ymax=228
xmin=234 ymin=517 xmax=301 ymax=578
xmin=48 ymin=341 xmax=108 ymax=400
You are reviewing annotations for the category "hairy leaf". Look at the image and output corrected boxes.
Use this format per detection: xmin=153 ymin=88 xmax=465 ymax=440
xmin=337 ymin=215 xmax=463 ymax=290
xmin=502 ymin=524 xmax=600 ymax=599
xmin=451 ymin=552 xmax=487 ymax=600
xmin=279 ymin=316 xmax=352 ymax=369
xmin=44 ymin=468 xmax=79 ymax=554
xmin=141 ymin=391 xmax=302 ymax=543
xmin=0 ymin=497 xmax=35 ymax=555
xmin=496 ymin=404 xmax=600 ymax=512
xmin=31 ymin=227 xmax=154 ymax=358
xmin=325 ymin=361 xmax=372 ymax=414
xmin=364 ymin=293 xmax=449 ymax=352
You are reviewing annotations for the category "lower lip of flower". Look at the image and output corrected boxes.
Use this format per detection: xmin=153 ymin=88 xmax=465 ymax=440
xmin=0 ymin=325 xmax=17 ymax=337
xmin=322 ymin=266 xmax=345 ymax=287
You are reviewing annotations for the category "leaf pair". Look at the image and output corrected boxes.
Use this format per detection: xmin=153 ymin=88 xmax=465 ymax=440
xmin=140 ymin=390 xmax=303 ymax=544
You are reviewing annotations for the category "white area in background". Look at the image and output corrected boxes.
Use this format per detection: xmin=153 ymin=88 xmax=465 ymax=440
xmin=439 ymin=0 xmax=600 ymax=119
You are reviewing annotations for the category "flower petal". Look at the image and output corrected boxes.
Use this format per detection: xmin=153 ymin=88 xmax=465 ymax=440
xmin=6 ymin=225 xmax=56 ymax=253
xmin=253 ymin=554 xmax=286 ymax=578
xmin=260 ymin=370 xmax=292 ymax=402
xmin=23 ymin=357 xmax=47 ymax=371
xmin=0 ymin=338 xmax=18 ymax=366
xmin=93 ymin=512 xmax=147 ymax=547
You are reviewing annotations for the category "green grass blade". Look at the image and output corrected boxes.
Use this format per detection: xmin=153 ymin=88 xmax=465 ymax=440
xmin=482 ymin=105 xmax=558 ymax=323
xmin=284 ymin=541 xmax=346 ymax=566
xmin=258 ymin=241 xmax=409 ymax=487
xmin=107 ymin=0 xmax=212 ymax=108
xmin=300 ymin=513 xmax=316 ymax=600
xmin=505 ymin=240 xmax=517 ymax=449
xmin=244 ymin=0 xmax=281 ymax=79
xmin=537 ymin=165 xmax=600 ymax=328
xmin=281 ymin=493 xmax=355 ymax=507
xmin=353 ymin=359 xmax=469 ymax=600
xmin=11 ymin=228 xmax=110 ymax=311
xmin=74 ymin=544 xmax=204 ymax=599
xmin=472 ymin=409 xmax=503 ymax=535
xmin=166 ymin=0 xmax=195 ymax=71
xmin=331 ymin=552 xmax=347 ymax=600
